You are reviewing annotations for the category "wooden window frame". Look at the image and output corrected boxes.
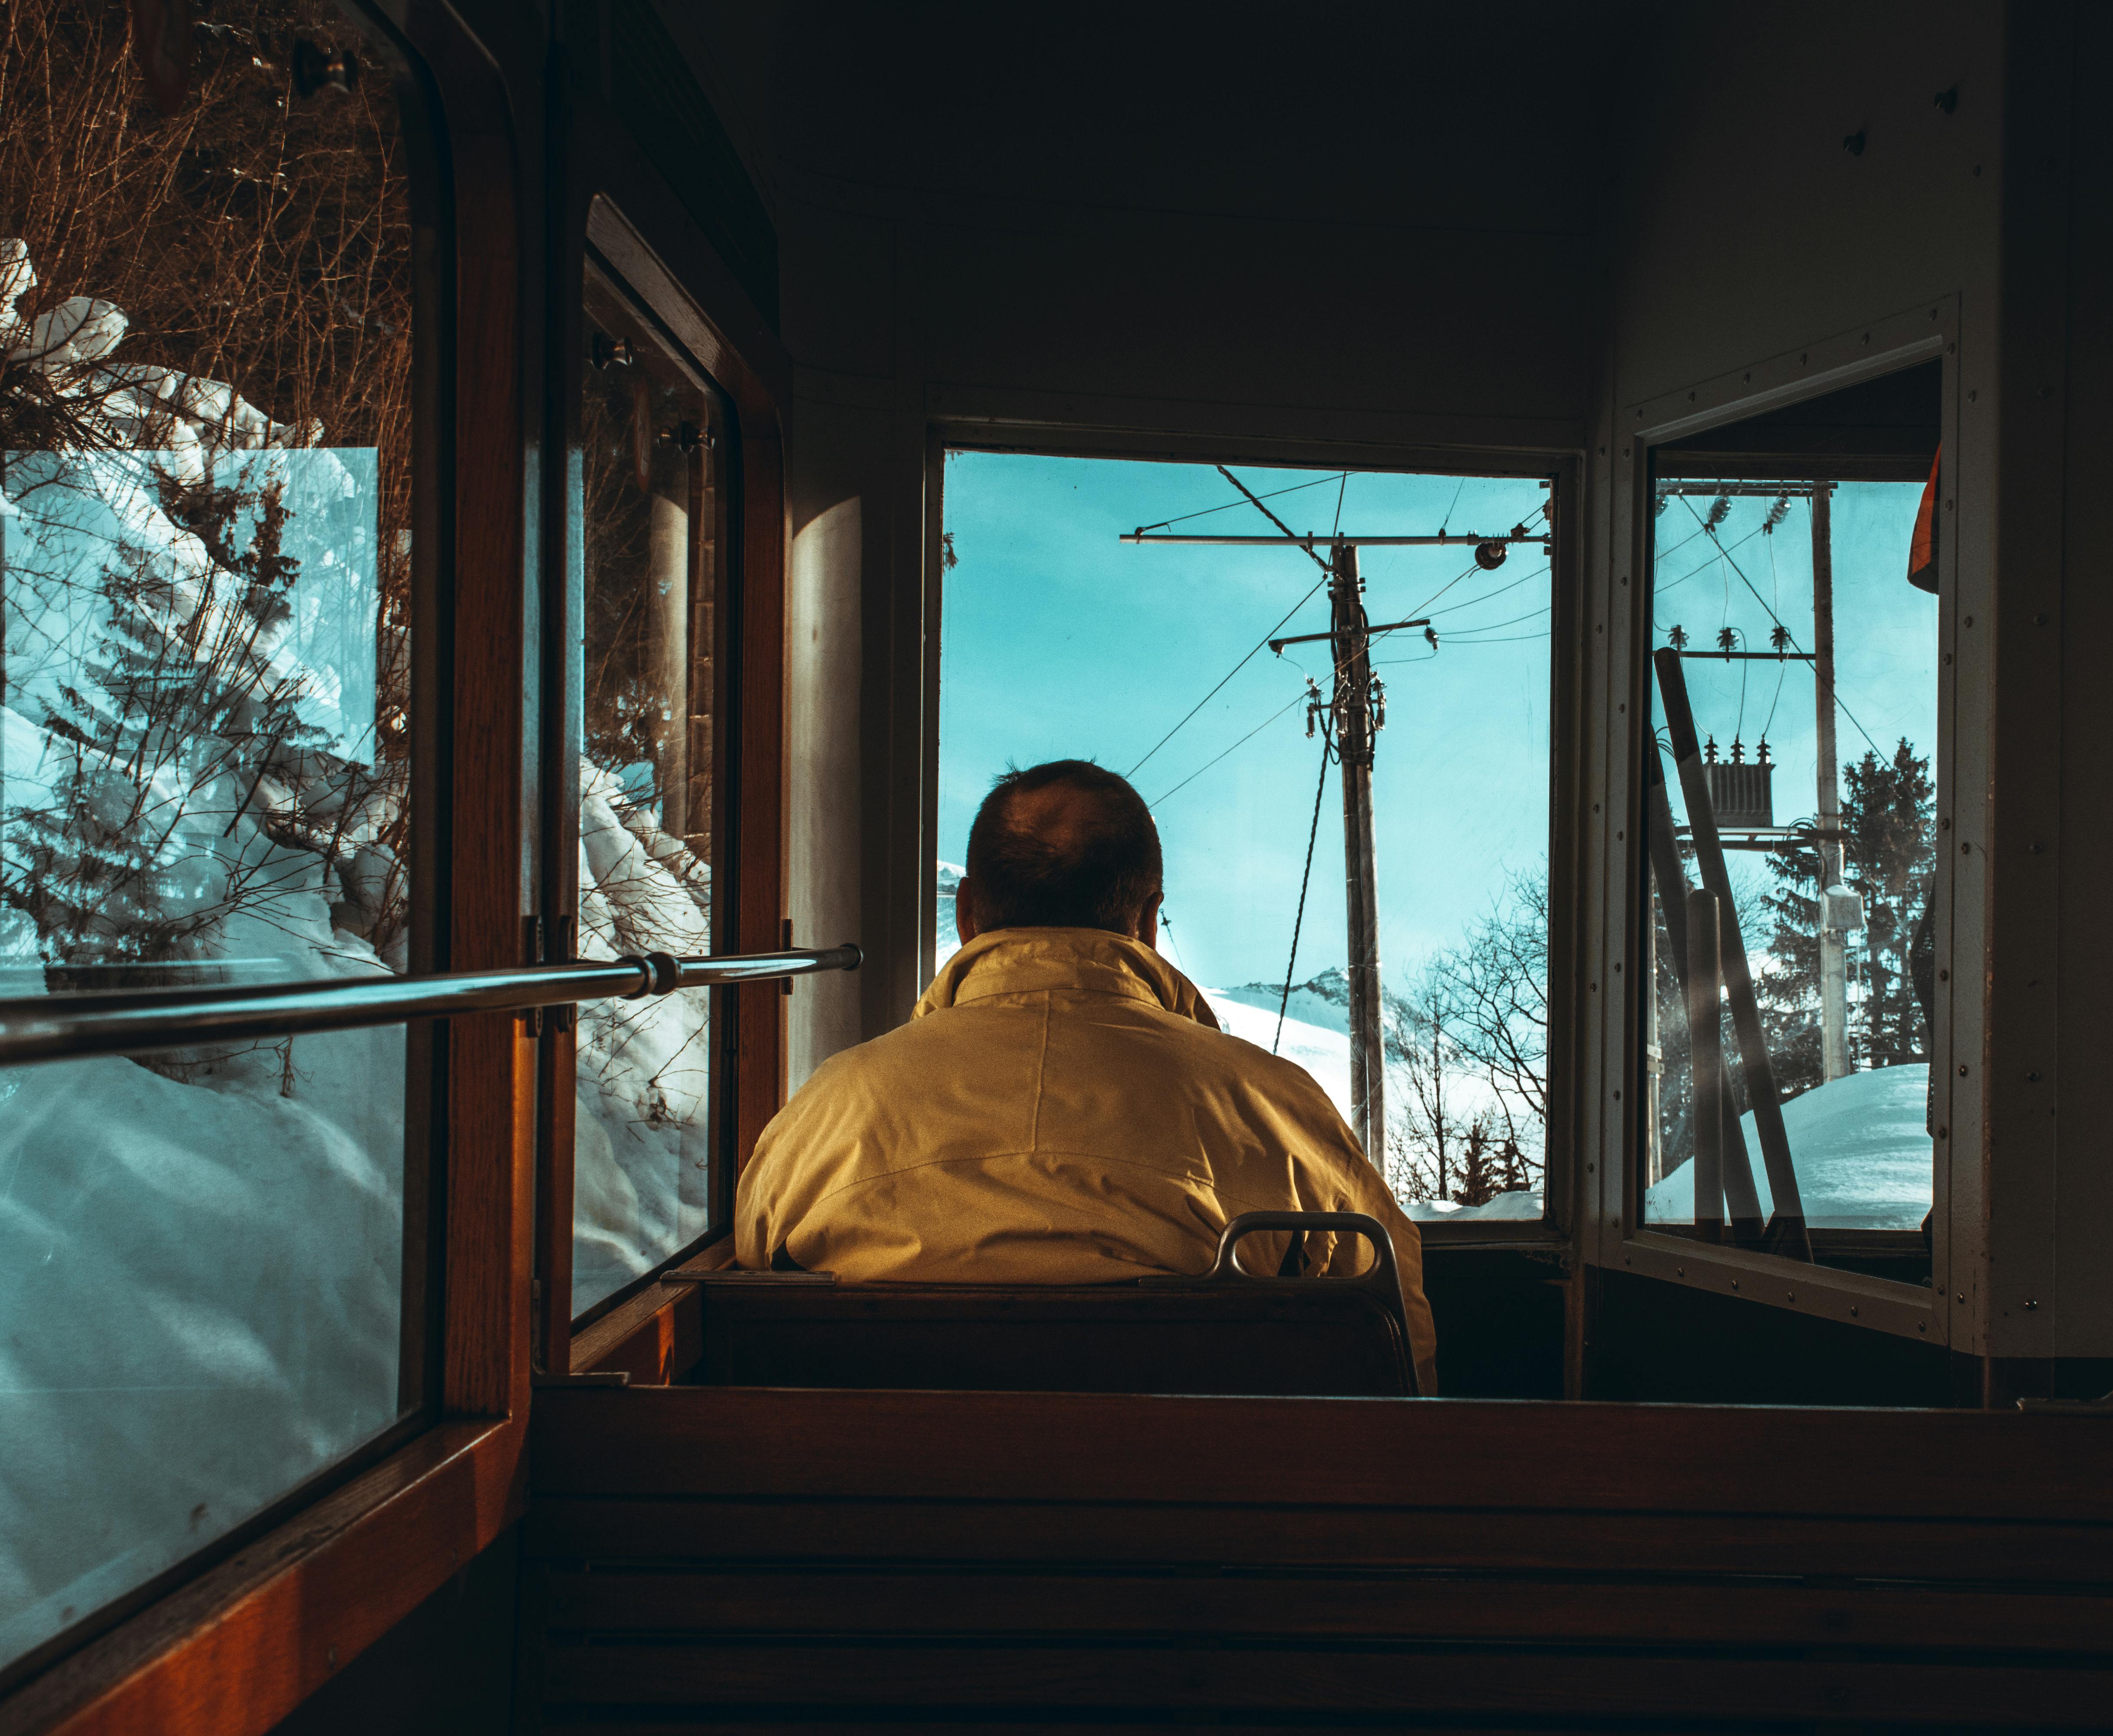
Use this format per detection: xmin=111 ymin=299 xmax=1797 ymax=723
xmin=532 ymin=102 xmax=794 ymax=1374
xmin=1586 ymin=303 xmax=1963 ymax=1347
xmin=919 ymin=424 xmax=1586 ymax=1254
xmin=0 ymin=5 xmax=535 ymax=1732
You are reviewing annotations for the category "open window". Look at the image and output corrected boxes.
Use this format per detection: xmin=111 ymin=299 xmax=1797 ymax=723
xmin=1603 ymin=308 xmax=1955 ymax=1349
xmin=934 ymin=451 xmax=1575 ymax=1234
xmin=0 ymin=0 xmax=434 ymax=1683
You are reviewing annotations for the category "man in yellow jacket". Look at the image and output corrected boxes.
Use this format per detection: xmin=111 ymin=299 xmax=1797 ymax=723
xmin=736 ymin=758 xmax=1436 ymax=1391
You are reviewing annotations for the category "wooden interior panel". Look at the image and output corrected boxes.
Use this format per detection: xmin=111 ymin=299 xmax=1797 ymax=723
xmin=530 ymin=1387 xmax=2113 ymax=1521
xmin=523 ymin=1386 xmax=2113 ymax=1730
xmin=523 ymin=1496 xmax=2113 ymax=1585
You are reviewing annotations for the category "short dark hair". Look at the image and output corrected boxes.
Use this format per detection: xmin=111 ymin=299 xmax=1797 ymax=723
xmin=964 ymin=760 xmax=1162 ymax=934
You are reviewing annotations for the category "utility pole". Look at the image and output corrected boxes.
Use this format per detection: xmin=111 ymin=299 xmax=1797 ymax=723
xmin=1123 ymin=506 xmax=1550 ymax=1177
xmin=1329 ymin=541 xmax=1387 ymax=1167
xmin=1810 ymin=485 xmax=1849 ymax=1083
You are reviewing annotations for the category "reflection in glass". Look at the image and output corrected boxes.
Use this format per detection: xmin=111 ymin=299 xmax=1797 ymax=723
xmin=937 ymin=455 xmax=1553 ymax=1224
xmin=1643 ymin=461 xmax=1938 ymax=1264
xmin=0 ymin=3 xmax=415 ymax=1673
xmin=571 ymin=265 xmax=724 ymax=1314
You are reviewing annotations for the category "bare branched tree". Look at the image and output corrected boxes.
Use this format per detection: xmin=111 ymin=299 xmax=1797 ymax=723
xmin=1428 ymin=867 xmax=1549 ymax=1165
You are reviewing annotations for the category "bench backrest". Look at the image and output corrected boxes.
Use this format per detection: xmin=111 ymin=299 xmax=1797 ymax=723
xmin=679 ymin=1212 xmax=1419 ymax=1398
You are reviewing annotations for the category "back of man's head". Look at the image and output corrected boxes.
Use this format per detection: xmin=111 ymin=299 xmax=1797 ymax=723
xmin=964 ymin=760 xmax=1162 ymax=935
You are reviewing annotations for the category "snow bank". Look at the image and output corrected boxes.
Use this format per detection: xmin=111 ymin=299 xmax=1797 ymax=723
xmin=1202 ymin=988 xmax=1353 ymax=1113
xmin=570 ymin=760 xmax=714 ymax=1312
xmin=0 ymin=1029 xmax=404 ymax=1668
xmin=1646 ymin=1063 xmax=1932 ymax=1230
xmin=933 ymin=861 xmax=964 ymax=969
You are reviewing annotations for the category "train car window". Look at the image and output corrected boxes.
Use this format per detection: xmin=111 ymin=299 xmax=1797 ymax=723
xmin=0 ymin=1 xmax=422 ymax=1676
xmin=571 ymin=261 xmax=729 ymax=1316
xmin=938 ymin=453 xmax=1558 ymax=1221
xmin=1640 ymin=361 xmax=1941 ymax=1282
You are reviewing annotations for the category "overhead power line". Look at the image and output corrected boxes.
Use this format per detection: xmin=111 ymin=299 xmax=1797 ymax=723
xmin=1274 ymin=733 xmax=1333 ymax=1055
xmin=1132 ymin=470 xmax=1348 ymax=535
xmin=1122 ymin=464 xmax=1339 ymax=779
xmin=1146 ymin=688 xmax=1309 ymax=809
xmin=1677 ymin=496 xmax=1888 ymax=760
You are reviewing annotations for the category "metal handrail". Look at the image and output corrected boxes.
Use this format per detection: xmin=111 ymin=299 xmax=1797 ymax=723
xmin=0 ymin=944 xmax=862 ymax=1066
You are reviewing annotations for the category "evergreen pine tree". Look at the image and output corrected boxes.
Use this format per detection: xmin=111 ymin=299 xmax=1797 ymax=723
xmin=1751 ymin=737 xmax=1935 ymax=1093
xmin=1841 ymin=740 xmax=1935 ymax=1066
xmin=1758 ymin=829 xmax=1825 ymax=1098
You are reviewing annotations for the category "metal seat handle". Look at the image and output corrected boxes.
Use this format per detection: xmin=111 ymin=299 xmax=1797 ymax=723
xmin=1206 ymin=1210 xmax=1417 ymax=1397
xmin=1208 ymin=1210 xmax=1400 ymax=1295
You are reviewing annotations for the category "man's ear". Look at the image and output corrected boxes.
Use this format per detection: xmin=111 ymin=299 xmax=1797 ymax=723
xmin=954 ymin=876 xmax=980 ymax=946
xmin=1135 ymin=891 xmax=1163 ymax=951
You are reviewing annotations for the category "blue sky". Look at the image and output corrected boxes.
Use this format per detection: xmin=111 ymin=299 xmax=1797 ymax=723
xmin=937 ymin=454 xmax=1931 ymax=994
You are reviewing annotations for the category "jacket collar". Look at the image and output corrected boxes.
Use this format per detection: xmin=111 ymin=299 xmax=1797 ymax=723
xmin=916 ymin=927 xmax=1222 ymax=1031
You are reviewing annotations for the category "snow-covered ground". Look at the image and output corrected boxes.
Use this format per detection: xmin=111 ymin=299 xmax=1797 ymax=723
xmin=570 ymin=760 xmax=714 ymax=1312
xmin=1646 ymin=1063 xmax=1932 ymax=1230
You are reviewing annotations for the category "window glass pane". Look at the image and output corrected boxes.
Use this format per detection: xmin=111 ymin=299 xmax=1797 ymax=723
xmin=572 ymin=264 xmax=725 ymax=1315
xmin=0 ymin=3 xmax=418 ymax=1673
xmin=938 ymin=454 xmax=1554 ymax=1222
xmin=1642 ymin=366 xmax=1939 ymax=1276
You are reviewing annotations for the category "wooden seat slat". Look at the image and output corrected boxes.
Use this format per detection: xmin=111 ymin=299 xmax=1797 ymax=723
xmin=540 ymin=1565 xmax=2113 ymax=1653
xmin=538 ymin=1641 xmax=2113 ymax=1724
xmin=522 ymin=1495 xmax=2113 ymax=1584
